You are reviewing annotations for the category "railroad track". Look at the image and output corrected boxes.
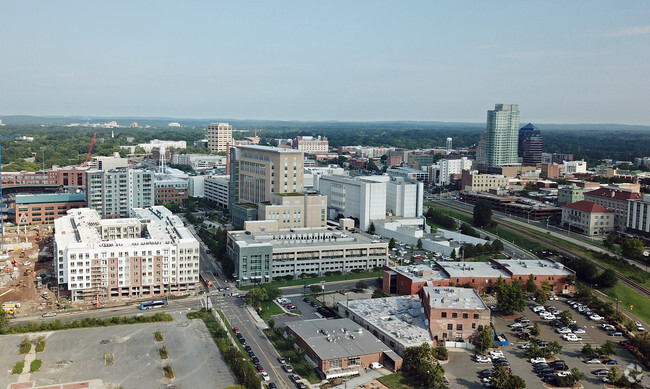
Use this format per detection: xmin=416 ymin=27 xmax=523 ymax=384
xmin=438 ymin=201 xmax=650 ymax=299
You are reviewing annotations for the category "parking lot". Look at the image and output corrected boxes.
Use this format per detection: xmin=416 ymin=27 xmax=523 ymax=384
xmin=0 ymin=311 xmax=237 ymax=389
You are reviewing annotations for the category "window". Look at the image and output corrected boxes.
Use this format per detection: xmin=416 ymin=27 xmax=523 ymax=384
xmin=473 ymin=314 xmax=479 ymax=319
xmin=452 ymin=313 xmax=458 ymax=318
xmin=472 ymin=323 xmax=476 ymax=329
xmin=441 ymin=312 xmax=447 ymax=318
xmin=462 ymin=313 xmax=468 ymax=319
xmin=447 ymin=324 xmax=453 ymax=330
xmin=456 ymin=324 xmax=463 ymax=331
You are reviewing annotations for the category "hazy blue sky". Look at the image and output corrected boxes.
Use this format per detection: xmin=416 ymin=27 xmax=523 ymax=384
xmin=1 ymin=1 xmax=649 ymax=124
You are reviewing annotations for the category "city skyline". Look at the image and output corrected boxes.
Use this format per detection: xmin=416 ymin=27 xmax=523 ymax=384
xmin=2 ymin=1 xmax=650 ymax=125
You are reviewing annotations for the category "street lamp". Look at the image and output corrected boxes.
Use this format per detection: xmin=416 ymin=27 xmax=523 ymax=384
xmin=40 ymin=146 xmax=46 ymax=171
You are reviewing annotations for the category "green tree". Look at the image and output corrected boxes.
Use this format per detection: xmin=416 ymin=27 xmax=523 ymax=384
xmin=0 ymin=309 xmax=8 ymax=334
xmin=310 ymin=285 xmax=322 ymax=294
xmin=530 ymin=322 xmax=541 ymax=338
xmin=525 ymin=274 xmax=537 ymax=294
xmin=497 ymin=280 xmax=526 ymax=315
xmin=544 ymin=341 xmax=563 ymax=358
xmin=450 ymin=250 xmax=457 ymax=260
xmin=388 ymin=238 xmax=396 ymax=250
xmin=527 ymin=343 xmax=544 ymax=358
xmin=473 ymin=200 xmax=493 ymax=227
xmin=355 ymin=280 xmax=368 ymax=291
xmin=368 ymin=222 xmax=376 ymax=233
xmin=491 ymin=239 xmax=504 ymax=252
xmin=597 ymin=268 xmax=618 ymax=288
xmin=558 ymin=310 xmax=573 ymax=327
xmin=489 ymin=365 xmax=526 ymax=389
xmin=604 ymin=234 xmax=617 ymax=250
xmin=621 ymin=237 xmax=644 ymax=259
xmin=403 ymin=343 xmax=447 ymax=388
xmin=581 ymin=343 xmax=597 ymax=358
xmin=565 ymin=273 xmax=576 ymax=286
xmin=417 ymin=238 xmax=423 ymax=250
xmin=606 ymin=366 xmax=621 ymax=385
xmin=476 ymin=326 xmax=493 ymax=353
xmin=596 ymin=340 xmax=617 ymax=357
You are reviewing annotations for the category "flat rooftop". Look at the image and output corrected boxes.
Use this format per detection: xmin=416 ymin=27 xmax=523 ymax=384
xmin=342 ymin=296 xmax=434 ymax=350
xmin=388 ymin=264 xmax=449 ymax=283
xmin=238 ymin=144 xmax=304 ymax=154
xmin=230 ymin=228 xmax=387 ymax=250
xmin=494 ymin=259 xmax=573 ymax=276
xmin=439 ymin=261 xmax=511 ymax=279
xmin=15 ymin=192 xmax=86 ymax=204
xmin=287 ymin=318 xmax=391 ymax=361
xmin=421 ymin=286 xmax=489 ymax=311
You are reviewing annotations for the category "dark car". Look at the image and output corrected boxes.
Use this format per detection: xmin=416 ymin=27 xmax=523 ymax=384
xmin=256 ymin=364 xmax=264 ymax=372
xmin=549 ymin=320 xmax=563 ymax=327
xmin=553 ymin=363 xmax=569 ymax=371
xmin=213 ymin=271 xmax=219 ymax=277
xmin=296 ymin=384 xmax=307 ymax=389
xmin=303 ymin=297 xmax=310 ymax=302
xmin=239 ymin=337 xmax=246 ymax=345
xmin=252 ymin=356 xmax=260 ymax=364
xmin=603 ymin=359 xmax=618 ymax=365
xmin=236 ymin=332 xmax=243 ymax=339
xmin=310 ymin=301 xmax=318 ymax=307
xmin=478 ymin=369 xmax=495 ymax=378
xmin=537 ymin=367 xmax=555 ymax=376
xmin=268 ymin=384 xmax=278 ymax=389
xmin=206 ymin=250 xmax=211 ymax=254
xmin=533 ymin=364 xmax=550 ymax=372
xmin=244 ymin=345 xmax=252 ymax=352
xmin=535 ymin=340 xmax=549 ymax=347
xmin=619 ymin=341 xmax=635 ymax=350
xmin=248 ymin=350 xmax=255 ymax=357
xmin=549 ymin=360 xmax=566 ymax=366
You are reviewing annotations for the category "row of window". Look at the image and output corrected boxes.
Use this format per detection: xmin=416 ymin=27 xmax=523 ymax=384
xmin=441 ymin=312 xmax=480 ymax=319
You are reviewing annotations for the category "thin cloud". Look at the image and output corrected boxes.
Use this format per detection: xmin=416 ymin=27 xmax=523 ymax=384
xmin=610 ymin=25 xmax=650 ymax=37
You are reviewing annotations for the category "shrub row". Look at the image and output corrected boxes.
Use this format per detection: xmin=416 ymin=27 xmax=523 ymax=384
xmin=2 ymin=312 xmax=173 ymax=335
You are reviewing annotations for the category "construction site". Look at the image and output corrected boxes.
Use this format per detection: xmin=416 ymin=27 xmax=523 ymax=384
xmin=0 ymin=225 xmax=60 ymax=317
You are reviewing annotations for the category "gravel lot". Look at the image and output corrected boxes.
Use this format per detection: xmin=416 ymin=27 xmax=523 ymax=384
xmin=0 ymin=311 xmax=236 ymax=389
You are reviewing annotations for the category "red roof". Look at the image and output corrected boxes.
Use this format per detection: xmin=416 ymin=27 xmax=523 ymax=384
xmin=585 ymin=188 xmax=643 ymax=201
xmin=563 ymin=201 xmax=613 ymax=213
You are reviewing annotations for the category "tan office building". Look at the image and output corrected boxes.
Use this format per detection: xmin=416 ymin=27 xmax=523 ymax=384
xmin=207 ymin=123 xmax=233 ymax=153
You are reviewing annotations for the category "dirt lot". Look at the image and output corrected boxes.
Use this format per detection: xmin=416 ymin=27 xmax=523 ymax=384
xmin=1 ymin=226 xmax=56 ymax=316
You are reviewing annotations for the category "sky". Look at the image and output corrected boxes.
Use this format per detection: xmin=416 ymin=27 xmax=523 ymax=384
xmin=1 ymin=1 xmax=650 ymax=124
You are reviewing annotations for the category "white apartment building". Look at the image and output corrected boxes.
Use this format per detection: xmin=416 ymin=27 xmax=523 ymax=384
xmin=88 ymin=155 xmax=129 ymax=171
xmin=431 ymin=157 xmax=473 ymax=185
xmin=306 ymin=165 xmax=347 ymax=189
xmin=171 ymin=153 xmax=227 ymax=170
xmin=188 ymin=176 xmax=205 ymax=198
xmin=86 ymin=169 xmax=154 ymax=218
xmin=561 ymin=201 xmax=614 ymax=236
xmin=386 ymin=167 xmax=429 ymax=182
xmin=292 ymin=136 xmax=329 ymax=153
xmin=137 ymin=139 xmax=187 ymax=153
xmin=386 ymin=180 xmax=424 ymax=218
xmin=319 ymin=175 xmax=387 ymax=231
xmin=564 ymin=160 xmax=587 ymax=175
xmin=205 ymin=175 xmax=230 ymax=209
xmin=207 ymin=123 xmax=233 ymax=153
xmin=627 ymin=194 xmax=650 ymax=237
xmin=53 ymin=207 xmax=199 ymax=302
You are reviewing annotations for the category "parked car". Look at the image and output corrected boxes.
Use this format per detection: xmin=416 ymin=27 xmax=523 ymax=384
xmin=260 ymin=372 xmax=270 ymax=381
xmin=518 ymin=342 xmax=532 ymax=349
xmin=589 ymin=314 xmax=604 ymax=321
xmin=289 ymin=374 xmax=301 ymax=383
xmin=530 ymin=357 xmax=546 ymax=364
xmin=252 ymin=357 xmax=260 ymax=364
xmin=268 ymin=383 xmax=278 ymax=389
xmin=476 ymin=355 xmax=491 ymax=363
xmin=602 ymin=359 xmax=618 ymax=365
xmin=488 ymin=350 xmax=504 ymax=358
xmin=592 ymin=369 xmax=610 ymax=376
xmin=619 ymin=341 xmax=635 ymax=350
xmin=248 ymin=351 xmax=255 ymax=358
xmin=256 ymin=364 xmax=264 ymax=372
xmin=563 ymin=334 xmax=582 ymax=342
xmin=303 ymin=297 xmax=310 ymax=302
xmin=478 ymin=369 xmax=495 ymax=378
xmin=509 ymin=322 xmax=522 ymax=328
xmin=370 ymin=362 xmax=383 ymax=369
xmin=282 ymin=364 xmax=293 ymax=373
xmin=585 ymin=358 xmax=602 ymax=364
xmin=556 ymin=327 xmax=572 ymax=334
xmin=244 ymin=345 xmax=252 ymax=352
xmin=233 ymin=327 xmax=240 ymax=334
xmin=608 ymin=331 xmax=623 ymax=337
xmin=516 ymin=317 xmax=530 ymax=323
xmin=42 ymin=311 xmax=57 ymax=317
xmin=635 ymin=322 xmax=645 ymax=332
xmin=572 ymin=327 xmax=586 ymax=334
xmin=277 ymin=356 xmax=286 ymax=364
xmin=602 ymin=324 xmax=616 ymax=331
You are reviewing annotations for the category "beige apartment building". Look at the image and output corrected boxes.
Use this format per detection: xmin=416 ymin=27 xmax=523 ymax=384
xmin=207 ymin=123 xmax=233 ymax=153
xmin=584 ymin=188 xmax=643 ymax=229
xmin=258 ymin=193 xmax=327 ymax=229
xmin=561 ymin=200 xmax=614 ymax=236
xmin=461 ymin=169 xmax=509 ymax=192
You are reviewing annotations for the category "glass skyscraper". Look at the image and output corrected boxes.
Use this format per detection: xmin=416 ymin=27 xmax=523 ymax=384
xmin=485 ymin=104 xmax=520 ymax=167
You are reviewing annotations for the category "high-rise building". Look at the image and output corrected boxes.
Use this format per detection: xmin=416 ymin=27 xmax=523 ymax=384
xmin=207 ymin=123 xmax=233 ymax=153
xmin=518 ymin=123 xmax=543 ymax=165
xmin=86 ymin=169 xmax=154 ymax=218
xmin=485 ymin=104 xmax=520 ymax=167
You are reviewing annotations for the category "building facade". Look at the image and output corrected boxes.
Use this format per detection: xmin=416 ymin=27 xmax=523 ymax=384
xmin=154 ymin=174 xmax=189 ymax=205
xmin=226 ymin=225 xmax=388 ymax=285
xmin=318 ymin=175 xmax=386 ymax=231
xmin=207 ymin=123 xmax=233 ymax=153
xmin=584 ymin=188 xmax=643 ymax=229
xmin=13 ymin=193 xmax=86 ymax=225
xmin=518 ymin=123 xmax=543 ymax=165
xmin=292 ymin=136 xmax=329 ymax=153
xmin=53 ymin=207 xmax=199 ymax=302
xmin=431 ymin=157 xmax=473 ymax=185
xmin=86 ymin=169 xmax=154 ymax=218
xmin=204 ymin=175 xmax=230 ymax=209
xmin=561 ymin=200 xmax=614 ymax=236
xmin=627 ymin=195 xmax=650 ymax=237
xmin=258 ymin=193 xmax=327 ymax=229
xmin=385 ymin=180 xmax=424 ymax=218
xmin=486 ymin=104 xmax=520 ymax=167
xmin=558 ymin=185 xmax=589 ymax=206
xmin=460 ymin=170 xmax=509 ymax=192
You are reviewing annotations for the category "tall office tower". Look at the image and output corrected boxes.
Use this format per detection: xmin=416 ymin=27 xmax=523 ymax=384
xmin=475 ymin=132 xmax=487 ymax=165
xmin=518 ymin=123 xmax=543 ymax=165
xmin=86 ymin=169 xmax=154 ymax=218
xmin=446 ymin=137 xmax=453 ymax=154
xmin=207 ymin=123 xmax=233 ymax=153
xmin=485 ymin=104 xmax=520 ymax=167
xmin=229 ymin=145 xmax=305 ymax=208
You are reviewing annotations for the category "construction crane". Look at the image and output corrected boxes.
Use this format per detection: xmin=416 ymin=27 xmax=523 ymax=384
xmin=84 ymin=131 xmax=97 ymax=165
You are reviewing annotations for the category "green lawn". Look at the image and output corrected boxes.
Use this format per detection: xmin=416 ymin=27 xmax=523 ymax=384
xmin=260 ymin=301 xmax=284 ymax=321
xmin=240 ymin=270 xmax=382 ymax=290
xmin=378 ymin=372 xmax=418 ymax=389
xmin=602 ymin=283 xmax=650 ymax=324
